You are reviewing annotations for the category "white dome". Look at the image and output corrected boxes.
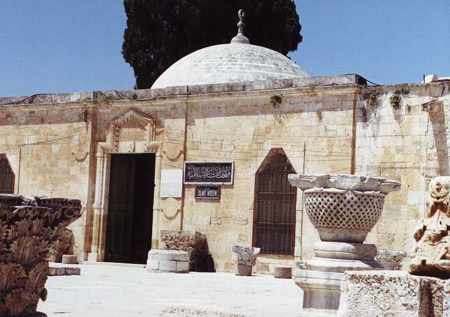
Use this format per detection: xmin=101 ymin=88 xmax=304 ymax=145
xmin=151 ymin=42 xmax=307 ymax=89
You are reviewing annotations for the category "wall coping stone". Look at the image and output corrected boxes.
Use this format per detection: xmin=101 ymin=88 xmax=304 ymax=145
xmin=0 ymin=74 xmax=367 ymax=107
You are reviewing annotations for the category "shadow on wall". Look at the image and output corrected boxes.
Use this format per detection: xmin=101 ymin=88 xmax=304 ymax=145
xmin=428 ymin=101 xmax=449 ymax=176
xmin=0 ymin=154 xmax=15 ymax=193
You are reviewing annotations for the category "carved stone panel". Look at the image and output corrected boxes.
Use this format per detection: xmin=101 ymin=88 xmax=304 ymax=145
xmin=107 ymin=108 xmax=158 ymax=153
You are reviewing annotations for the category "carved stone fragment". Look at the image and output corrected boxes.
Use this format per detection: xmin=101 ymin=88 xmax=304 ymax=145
xmin=410 ymin=177 xmax=450 ymax=278
xmin=0 ymin=194 xmax=82 ymax=317
xmin=47 ymin=228 xmax=75 ymax=263
xmin=232 ymin=246 xmax=260 ymax=266
xmin=232 ymin=245 xmax=260 ymax=276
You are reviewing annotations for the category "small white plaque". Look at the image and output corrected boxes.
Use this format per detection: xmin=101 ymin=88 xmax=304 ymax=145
xmin=160 ymin=169 xmax=183 ymax=198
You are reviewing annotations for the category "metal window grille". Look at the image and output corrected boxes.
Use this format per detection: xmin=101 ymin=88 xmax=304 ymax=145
xmin=253 ymin=150 xmax=297 ymax=255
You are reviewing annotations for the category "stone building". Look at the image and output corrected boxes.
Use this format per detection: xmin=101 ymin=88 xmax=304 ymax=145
xmin=0 ymin=25 xmax=449 ymax=272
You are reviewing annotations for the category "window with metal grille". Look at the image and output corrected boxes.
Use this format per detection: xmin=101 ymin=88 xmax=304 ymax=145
xmin=0 ymin=154 xmax=15 ymax=193
xmin=253 ymin=148 xmax=297 ymax=255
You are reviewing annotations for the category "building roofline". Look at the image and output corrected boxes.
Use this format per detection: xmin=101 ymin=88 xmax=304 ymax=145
xmin=0 ymin=74 xmax=369 ymax=107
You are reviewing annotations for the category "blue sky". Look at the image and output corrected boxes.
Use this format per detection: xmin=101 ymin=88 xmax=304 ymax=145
xmin=0 ymin=1 xmax=448 ymax=96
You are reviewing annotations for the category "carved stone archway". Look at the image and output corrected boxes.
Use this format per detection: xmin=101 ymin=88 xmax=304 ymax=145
xmin=88 ymin=108 xmax=162 ymax=262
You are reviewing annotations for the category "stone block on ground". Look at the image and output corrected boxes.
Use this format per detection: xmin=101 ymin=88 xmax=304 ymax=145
xmin=273 ymin=266 xmax=292 ymax=279
xmin=338 ymin=270 xmax=450 ymax=317
xmin=160 ymin=231 xmax=215 ymax=272
xmin=48 ymin=263 xmax=81 ymax=276
xmin=61 ymin=255 xmax=78 ymax=265
xmin=146 ymin=249 xmax=190 ymax=273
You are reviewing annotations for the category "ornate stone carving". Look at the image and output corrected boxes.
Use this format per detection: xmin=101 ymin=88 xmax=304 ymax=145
xmin=0 ymin=194 xmax=82 ymax=316
xmin=304 ymin=189 xmax=385 ymax=243
xmin=47 ymin=228 xmax=75 ymax=263
xmin=232 ymin=246 xmax=260 ymax=276
xmin=232 ymin=246 xmax=260 ymax=266
xmin=290 ymin=174 xmax=400 ymax=244
xmin=107 ymin=108 xmax=157 ymax=152
xmin=288 ymin=174 xmax=400 ymax=313
xmin=410 ymin=177 xmax=450 ymax=278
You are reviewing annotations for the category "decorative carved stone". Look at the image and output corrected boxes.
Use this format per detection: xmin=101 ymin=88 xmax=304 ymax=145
xmin=304 ymin=189 xmax=386 ymax=243
xmin=47 ymin=228 xmax=75 ymax=263
xmin=107 ymin=108 xmax=157 ymax=152
xmin=410 ymin=177 xmax=450 ymax=278
xmin=232 ymin=246 xmax=260 ymax=266
xmin=0 ymin=194 xmax=82 ymax=317
xmin=159 ymin=231 xmax=215 ymax=272
xmin=232 ymin=246 xmax=260 ymax=276
xmin=288 ymin=174 xmax=400 ymax=314
xmin=288 ymin=174 xmax=401 ymax=193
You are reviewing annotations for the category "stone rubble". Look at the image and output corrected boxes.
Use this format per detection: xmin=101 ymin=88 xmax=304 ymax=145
xmin=338 ymin=270 xmax=450 ymax=317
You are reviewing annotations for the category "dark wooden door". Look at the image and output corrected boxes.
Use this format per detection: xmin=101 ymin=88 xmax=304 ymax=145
xmin=0 ymin=154 xmax=14 ymax=193
xmin=105 ymin=154 xmax=155 ymax=263
xmin=253 ymin=149 xmax=297 ymax=255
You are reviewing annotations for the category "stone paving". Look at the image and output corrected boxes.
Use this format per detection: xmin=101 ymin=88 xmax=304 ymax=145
xmin=38 ymin=263 xmax=302 ymax=317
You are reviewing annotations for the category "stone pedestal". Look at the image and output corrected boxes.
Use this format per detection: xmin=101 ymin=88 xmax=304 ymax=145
xmin=338 ymin=270 xmax=450 ymax=317
xmin=295 ymin=242 xmax=380 ymax=312
xmin=288 ymin=174 xmax=401 ymax=314
xmin=146 ymin=249 xmax=190 ymax=273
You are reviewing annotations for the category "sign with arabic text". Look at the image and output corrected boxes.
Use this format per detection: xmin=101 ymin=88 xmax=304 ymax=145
xmin=184 ymin=161 xmax=234 ymax=185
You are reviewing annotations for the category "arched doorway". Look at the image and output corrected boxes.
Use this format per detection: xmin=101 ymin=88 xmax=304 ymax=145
xmin=253 ymin=149 xmax=297 ymax=255
xmin=0 ymin=154 xmax=15 ymax=193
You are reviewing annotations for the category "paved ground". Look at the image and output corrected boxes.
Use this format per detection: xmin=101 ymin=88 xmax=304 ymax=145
xmin=38 ymin=263 xmax=302 ymax=317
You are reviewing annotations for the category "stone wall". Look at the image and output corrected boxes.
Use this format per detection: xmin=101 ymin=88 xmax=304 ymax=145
xmin=0 ymin=103 xmax=91 ymax=258
xmin=0 ymin=77 xmax=448 ymax=271
xmin=357 ymin=84 xmax=450 ymax=256
xmin=182 ymin=86 xmax=356 ymax=270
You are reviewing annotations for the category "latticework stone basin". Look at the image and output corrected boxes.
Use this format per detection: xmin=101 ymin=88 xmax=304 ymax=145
xmin=304 ymin=189 xmax=385 ymax=243
xmin=0 ymin=194 xmax=82 ymax=317
xmin=288 ymin=175 xmax=400 ymax=312
xmin=288 ymin=175 xmax=401 ymax=243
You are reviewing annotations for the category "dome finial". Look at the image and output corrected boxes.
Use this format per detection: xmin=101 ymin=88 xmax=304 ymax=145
xmin=231 ymin=9 xmax=250 ymax=44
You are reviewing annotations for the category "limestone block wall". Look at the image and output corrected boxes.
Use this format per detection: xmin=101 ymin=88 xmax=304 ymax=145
xmin=182 ymin=87 xmax=356 ymax=270
xmin=357 ymin=83 xmax=450 ymax=255
xmin=2 ymin=77 xmax=446 ymax=271
xmin=0 ymin=104 xmax=92 ymax=257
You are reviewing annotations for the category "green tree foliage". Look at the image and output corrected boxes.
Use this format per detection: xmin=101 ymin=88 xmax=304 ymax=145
xmin=122 ymin=0 xmax=303 ymax=89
